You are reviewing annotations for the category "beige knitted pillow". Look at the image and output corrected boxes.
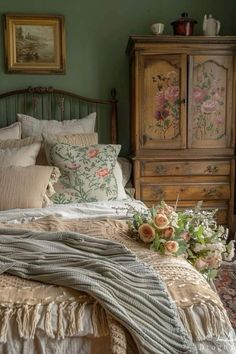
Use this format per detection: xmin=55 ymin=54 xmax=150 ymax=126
xmin=0 ymin=136 xmax=41 ymax=149
xmin=0 ymin=123 xmax=21 ymax=140
xmin=0 ymin=166 xmax=59 ymax=210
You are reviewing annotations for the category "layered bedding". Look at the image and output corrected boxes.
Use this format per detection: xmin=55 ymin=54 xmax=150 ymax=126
xmin=0 ymin=87 xmax=235 ymax=353
xmin=0 ymin=203 xmax=236 ymax=354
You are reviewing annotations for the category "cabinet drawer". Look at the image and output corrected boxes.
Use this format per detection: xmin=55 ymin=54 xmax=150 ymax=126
xmin=141 ymin=183 xmax=230 ymax=201
xmin=144 ymin=201 xmax=228 ymax=225
xmin=141 ymin=160 xmax=230 ymax=177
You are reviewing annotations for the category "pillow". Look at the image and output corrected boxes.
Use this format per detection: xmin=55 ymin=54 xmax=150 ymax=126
xmin=0 ymin=166 xmax=57 ymax=210
xmin=37 ymin=132 xmax=99 ymax=166
xmin=117 ymin=157 xmax=132 ymax=187
xmin=113 ymin=162 xmax=129 ymax=199
xmin=0 ymin=136 xmax=41 ymax=149
xmin=17 ymin=113 xmax=96 ymax=138
xmin=43 ymin=132 xmax=98 ymax=146
xmin=0 ymin=142 xmax=41 ymax=166
xmin=44 ymin=133 xmax=128 ymax=200
xmin=45 ymin=143 xmax=122 ymax=203
xmin=0 ymin=123 xmax=21 ymax=140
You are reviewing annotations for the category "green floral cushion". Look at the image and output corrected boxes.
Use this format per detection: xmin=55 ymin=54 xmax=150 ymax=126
xmin=46 ymin=143 xmax=121 ymax=203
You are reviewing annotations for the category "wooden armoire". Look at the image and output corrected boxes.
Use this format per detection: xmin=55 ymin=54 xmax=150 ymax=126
xmin=126 ymin=36 xmax=236 ymax=230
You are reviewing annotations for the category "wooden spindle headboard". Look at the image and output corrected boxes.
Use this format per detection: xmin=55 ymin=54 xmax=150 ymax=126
xmin=0 ymin=86 xmax=118 ymax=144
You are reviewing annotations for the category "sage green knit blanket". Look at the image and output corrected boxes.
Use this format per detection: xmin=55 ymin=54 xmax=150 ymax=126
xmin=0 ymin=228 xmax=196 ymax=354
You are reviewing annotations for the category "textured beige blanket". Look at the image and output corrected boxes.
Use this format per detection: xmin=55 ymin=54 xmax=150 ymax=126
xmin=0 ymin=216 xmax=232 ymax=353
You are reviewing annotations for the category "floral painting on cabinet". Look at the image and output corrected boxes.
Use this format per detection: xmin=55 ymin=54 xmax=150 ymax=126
xmin=192 ymin=61 xmax=226 ymax=141
xmin=150 ymin=70 xmax=181 ymax=140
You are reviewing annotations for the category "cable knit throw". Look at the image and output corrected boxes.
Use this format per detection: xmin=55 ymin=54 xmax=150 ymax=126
xmin=0 ymin=227 xmax=196 ymax=354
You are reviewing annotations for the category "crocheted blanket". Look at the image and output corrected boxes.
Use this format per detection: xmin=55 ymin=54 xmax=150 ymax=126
xmin=0 ymin=226 xmax=195 ymax=354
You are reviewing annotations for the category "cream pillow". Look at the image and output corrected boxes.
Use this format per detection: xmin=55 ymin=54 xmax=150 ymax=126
xmin=0 ymin=123 xmax=21 ymax=140
xmin=0 ymin=136 xmax=41 ymax=149
xmin=43 ymin=132 xmax=98 ymax=146
xmin=0 ymin=142 xmax=41 ymax=166
xmin=0 ymin=166 xmax=56 ymax=210
xmin=17 ymin=113 xmax=96 ymax=138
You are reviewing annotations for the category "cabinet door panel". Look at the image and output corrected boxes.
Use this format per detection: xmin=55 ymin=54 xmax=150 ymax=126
xmin=139 ymin=54 xmax=187 ymax=149
xmin=188 ymin=55 xmax=234 ymax=149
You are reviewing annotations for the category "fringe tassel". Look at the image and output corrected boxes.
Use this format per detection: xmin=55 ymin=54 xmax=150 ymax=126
xmin=0 ymin=300 xmax=109 ymax=343
xmin=91 ymin=302 xmax=109 ymax=337
xmin=76 ymin=302 xmax=87 ymax=332
xmin=30 ymin=303 xmax=41 ymax=339
xmin=178 ymin=303 xmax=233 ymax=341
xmin=0 ymin=307 xmax=13 ymax=343
xmin=66 ymin=301 xmax=78 ymax=336
xmin=44 ymin=302 xmax=55 ymax=338
xmin=57 ymin=302 xmax=66 ymax=339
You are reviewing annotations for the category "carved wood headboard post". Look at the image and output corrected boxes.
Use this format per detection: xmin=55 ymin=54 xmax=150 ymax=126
xmin=110 ymin=88 xmax=118 ymax=144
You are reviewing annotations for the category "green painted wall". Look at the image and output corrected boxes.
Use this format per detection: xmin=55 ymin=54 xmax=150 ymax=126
xmin=0 ymin=0 xmax=236 ymax=154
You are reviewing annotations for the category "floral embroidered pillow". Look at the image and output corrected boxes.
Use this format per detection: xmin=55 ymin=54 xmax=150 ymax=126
xmin=46 ymin=143 xmax=121 ymax=203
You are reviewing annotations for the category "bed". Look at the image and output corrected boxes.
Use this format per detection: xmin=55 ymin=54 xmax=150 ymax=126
xmin=0 ymin=86 xmax=235 ymax=354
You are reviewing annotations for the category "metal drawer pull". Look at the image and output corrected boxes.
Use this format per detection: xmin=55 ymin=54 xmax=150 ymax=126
xmin=203 ymin=188 xmax=221 ymax=198
xmin=205 ymin=165 xmax=219 ymax=174
xmin=153 ymin=187 xmax=165 ymax=200
xmin=154 ymin=165 xmax=166 ymax=175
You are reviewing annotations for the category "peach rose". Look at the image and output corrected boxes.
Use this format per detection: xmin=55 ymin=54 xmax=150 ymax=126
xmin=96 ymin=168 xmax=109 ymax=177
xmin=201 ymin=99 xmax=217 ymax=114
xmin=138 ymin=223 xmax=156 ymax=243
xmin=153 ymin=214 xmax=169 ymax=229
xmin=206 ymin=255 xmax=222 ymax=269
xmin=194 ymin=258 xmax=208 ymax=271
xmin=156 ymin=204 xmax=174 ymax=216
xmin=164 ymin=240 xmax=179 ymax=254
xmin=164 ymin=86 xmax=179 ymax=102
xmin=162 ymin=226 xmax=174 ymax=238
xmin=193 ymin=87 xmax=206 ymax=103
xmin=88 ymin=149 xmax=99 ymax=158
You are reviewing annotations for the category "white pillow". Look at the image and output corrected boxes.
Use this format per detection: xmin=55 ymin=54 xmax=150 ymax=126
xmin=0 ymin=142 xmax=41 ymax=166
xmin=0 ymin=122 xmax=21 ymax=140
xmin=117 ymin=157 xmax=132 ymax=187
xmin=17 ymin=113 xmax=96 ymax=138
xmin=113 ymin=162 xmax=129 ymax=199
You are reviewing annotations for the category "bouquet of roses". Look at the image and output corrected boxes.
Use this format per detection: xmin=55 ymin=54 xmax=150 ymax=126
xmin=128 ymin=201 xmax=235 ymax=280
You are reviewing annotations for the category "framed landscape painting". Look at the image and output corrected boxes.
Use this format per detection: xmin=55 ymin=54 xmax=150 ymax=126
xmin=3 ymin=14 xmax=66 ymax=74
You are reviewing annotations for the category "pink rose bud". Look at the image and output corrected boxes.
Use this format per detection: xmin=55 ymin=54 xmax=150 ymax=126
xmin=194 ymin=258 xmax=208 ymax=271
xmin=181 ymin=231 xmax=191 ymax=242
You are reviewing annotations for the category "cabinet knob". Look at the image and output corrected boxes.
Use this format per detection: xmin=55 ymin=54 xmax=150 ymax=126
xmin=153 ymin=187 xmax=165 ymax=200
xmin=203 ymin=188 xmax=221 ymax=198
xmin=154 ymin=165 xmax=167 ymax=175
xmin=205 ymin=165 xmax=219 ymax=174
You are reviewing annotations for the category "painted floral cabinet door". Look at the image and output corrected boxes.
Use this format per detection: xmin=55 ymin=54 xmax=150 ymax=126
xmin=188 ymin=55 xmax=234 ymax=149
xmin=139 ymin=54 xmax=187 ymax=149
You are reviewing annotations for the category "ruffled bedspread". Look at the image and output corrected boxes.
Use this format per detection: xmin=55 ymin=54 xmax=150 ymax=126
xmin=0 ymin=216 xmax=235 ymax=354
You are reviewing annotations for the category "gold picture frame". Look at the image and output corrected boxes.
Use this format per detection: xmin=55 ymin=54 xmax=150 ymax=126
xmin=4 ymin=14 xmax=66 ymax=74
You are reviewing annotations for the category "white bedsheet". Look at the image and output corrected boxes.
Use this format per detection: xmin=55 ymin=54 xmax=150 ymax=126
xmin=0 ymin=199 xmax=147 ymax=224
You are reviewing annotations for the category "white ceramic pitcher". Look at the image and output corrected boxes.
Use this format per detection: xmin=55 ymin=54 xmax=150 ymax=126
xmin=203 ymin=14 xmax=221 ymax=36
